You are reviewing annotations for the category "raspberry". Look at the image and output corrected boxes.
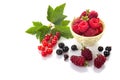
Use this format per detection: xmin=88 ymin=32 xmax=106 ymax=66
xmin=78 ymin=20 xmax=89 ymax=33
xmin=70 ymin=55 xmax=86 ymax=66
xmin=89 ymin=18 xmax=100 ymax=29
xmin=72 ymin=18 xmax=82 ymax=25
xmin=88 ymin=11 xmax=98 ymax=19
xmin=81 ymin=47 xmax=93 ymax=61
xmin=80 ymin=11 xmax=87 ymax=18
xmin=94 ymin=54 xmax=106 ymax=68
xmin=83 ymin=27 xmax=98 ymax=36
xmin=72 ymin=23 xmax=81 ymax=34
xmin=98 ymin=23 xmax=103 ymax=33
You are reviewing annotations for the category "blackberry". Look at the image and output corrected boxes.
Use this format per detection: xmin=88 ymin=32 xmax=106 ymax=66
xmin=63 ymin=46 xmax=69 ymax=52
xmin=58 ymin=42 xmax=65 ymax=48
xmin=64 ymin=54 xmax=69 ymax=61
xmin=103 ymin=50 xmax=110 ymax=57
xmin=105 ymin=46 xmax=112 ymax=52
xmin=98 ymin=46 xmax=103 ymax=52
xmin=56 ymin=49 xmax=63 ymax=55
xmin=71 ymin=45 xmax=78 ymax=51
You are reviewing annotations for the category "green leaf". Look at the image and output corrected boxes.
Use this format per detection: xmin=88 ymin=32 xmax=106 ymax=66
xmin=38 ymin=26 xmax=51 ymax=41
xmin=51 ymin=26 xmax=73 ymax=38
xmin=61 ymin=20 xmax=70 ymax=26
xmin=25 ymin=27 xmax=37 ymax=35
xmin=47 ymin=5 xmax=54 ymax=21
xmin=47 ymin=3 xmax=67 ymax=26
xmin=32 ymin=21 xmax=42 ymax=27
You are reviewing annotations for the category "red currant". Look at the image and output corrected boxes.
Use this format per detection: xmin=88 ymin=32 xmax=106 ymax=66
xmin=51 ymin=39 xmax=57 ymax=46
xmin=38 ymin=45 xmax=45 ymax=51
xmin=44 ymin=34 xmax=50 ymax=41
xmin=42 ymin=39 xmax=48 ymax=47
xmin=46 ymin=48 xmax=53 ymax=54
xmin=56 ymin=32 xmax=60 ymax=39
xmin=47 ymin=43 xmax=53 ymax=48
xmin=53 ymin=35 xmax=58 ymax=41
xmin=41 ymin=51 xmax=47 ymax=57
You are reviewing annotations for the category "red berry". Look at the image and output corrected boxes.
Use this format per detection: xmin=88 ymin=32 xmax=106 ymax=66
xmin=56 ymin=32 xmax=61 ymax=39
xmin=72 ymin=23 xmax=81 ymax=34
xmin=44 ymin=34 xmax=50 ymax=41
xmin=81 ymin=47 xmax=93 ymax=61
xmin=38 ymin=45 xmax=45 ymax=51
xmin=42 ymin=40 xmax=48 ymax=47
xmin=98 ymin=23 xmax=103 ymax=33
xmin=46 ymin=48 xmax=53 ymax=55
xmin=51 ymin=39 xmax=57 ymax=46
xmin=83 ymin=27 xmax=98 ymax=36
xmin=72 ymin=18 xmax=82 ymax=25
xmin=41 ymin=51 xmax=47 ymax=57
xmin=89 ymin=18 xmax=100 ymax=29
xmin=80 ymin=11 xmax=87 ymax=18
xmin=53 ymin=35 xmax=58 ymax=41
xmin=78 ymin=20 xmax=89 ymax=33
xmin=70 ymin=55 xmax=86 ymax=67
xmin=94 ymin=54 xmax=106 ymax=68
xmin=88 ymin=11 xmax=98 ymax=19
xmin=47 ymin=43 xmax=53 ymax=48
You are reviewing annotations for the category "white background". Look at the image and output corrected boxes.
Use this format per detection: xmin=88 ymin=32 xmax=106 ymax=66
xmin=0 ymin=0 xmax=119 ymax=80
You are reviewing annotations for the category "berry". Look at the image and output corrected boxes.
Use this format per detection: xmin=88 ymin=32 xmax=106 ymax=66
xmin=94 ymin=54 xmax=106 ymax=68
xmin=78 ymin=20 xmax=89 ymax=33
xmin=70 ymin=55 xmax=86 ymax=66
xmin=44 ymin=34 xmax=50 ymax=41
xmin=56 ymin=32 xmax=61 ymax=39
xmin=105 ymin=46 xmax=112 ymax=52
xmin=89 ymin=18 xmax=100 ymax=29
xmin=83 ymin=27 xmax=98 ymax=36
xmin=64 ymin=54 xmax=69 ymax=61
xmin=42 ymin=40 xmax=48 ymax=47
xmin=63 ymin=46 xmax=69 ymax=52
xmin=47 ymin=43 xmax=53 ymax=48
xmin=81 ymin=47 xmax=93 ymax=61
xmin=72 ymin=18 xmax=82 ymax=25
xmin=58 ymin=42 xmax=65 ymax=48
xmin=98 ymin=23 xmax=103 ymax=33
xmin=51 ymin=39 xmax=57 ymax=46
xmin=71 ymin=45 xmax=78 ymax=51
xmin=46 ymin=48 xmax=53 ymax=55
xmin=98 ymin=46 xmax=104 ymax=52
xmin=53 ymin=35 xmax=58 ymax=41
xmin=72 ymin=23 xmax=81 ymax=34
xmin=103 ymin=50 xmax=110 ymax=57
xmin=41 ymin=51 xmax=47 ymax=57
xmin=80 ymin=11 xmax=87 ymax=18
xmin=88 ymin=11 xmax=98 ymax=19
xmin=38 ymin=45 xmax=45 ymax=51
xmin=56 ymin=49 xmax=63 ymax=55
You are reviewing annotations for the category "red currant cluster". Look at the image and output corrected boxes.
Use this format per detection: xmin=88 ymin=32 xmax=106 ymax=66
xmin=38 ymin=32 xmax=60 ymax=57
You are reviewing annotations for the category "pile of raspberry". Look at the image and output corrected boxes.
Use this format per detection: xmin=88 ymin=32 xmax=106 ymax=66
xmin=72 ymin=10 xmax=103 ymax=37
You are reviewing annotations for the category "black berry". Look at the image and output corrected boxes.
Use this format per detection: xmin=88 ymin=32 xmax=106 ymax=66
xmin=103 ymin=50 xmax=110 ymax=57
xmin=64 ymin=54 xmax=69 ymax=61
xmin=105 ymin=46 xmax=112 ymax=52
xmin=98 ymin=46 xmax=104 ymax=52
xmin=71 ymin=45 xmax=78 ymax=51
xmin=63 ymin=46 xmax=69 ymax=52
xmin=56 ymin=49 xmax=63 ymax=55
xmin=58 ymin=42 xmax=65 ymax=48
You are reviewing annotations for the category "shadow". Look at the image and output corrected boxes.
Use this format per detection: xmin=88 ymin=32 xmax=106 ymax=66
xmin=93 ymin=65 xmax=105 ymax=73
xmin=70 ymin=62 xmax=88 ymax=72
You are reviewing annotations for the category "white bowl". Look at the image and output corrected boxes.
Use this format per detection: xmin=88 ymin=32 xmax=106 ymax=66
xmin=70 ymin=21 xmax=105 ymax=46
